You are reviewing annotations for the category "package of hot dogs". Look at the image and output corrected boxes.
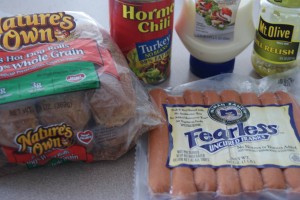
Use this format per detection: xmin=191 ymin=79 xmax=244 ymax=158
xmin=0 ymin=11 xmax=162 ymax=176
xmin=134 ymin=68 xmax=300 ymax=200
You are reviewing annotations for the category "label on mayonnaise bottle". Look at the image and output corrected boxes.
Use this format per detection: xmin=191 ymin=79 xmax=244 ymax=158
xmin=194 ymin=0 xmax=241 ymax=41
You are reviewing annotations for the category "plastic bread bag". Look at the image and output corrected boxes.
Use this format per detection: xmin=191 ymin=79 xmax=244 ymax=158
xmin=134 ymin=66 xmax=300 ymax=200
xmin=0 ymin=11 xmax=163 ymax=176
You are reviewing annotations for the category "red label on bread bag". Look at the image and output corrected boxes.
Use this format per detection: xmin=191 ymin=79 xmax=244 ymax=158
xmin=0 ymin=39 xmax=118 ymax=80
xmin=2 ymin=145 xmax=93 ymax=168
xmin=109 ymin=0 xmax=174 ymax=84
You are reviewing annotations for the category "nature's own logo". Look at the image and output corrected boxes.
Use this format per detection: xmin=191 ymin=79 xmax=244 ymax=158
xmin=66 ymin=73 xmax=86 ymax=83
xmin=184 ymin=102 xmax=279 ymax=153
xmin=0 ymin=12 xmax=76 ymax=51
xmin=16 ymin=123 xmax=74 ymax=156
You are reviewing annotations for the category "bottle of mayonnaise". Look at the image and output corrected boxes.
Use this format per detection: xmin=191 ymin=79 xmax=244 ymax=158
xmin=176 ymin=0 xmax=255 ymax=78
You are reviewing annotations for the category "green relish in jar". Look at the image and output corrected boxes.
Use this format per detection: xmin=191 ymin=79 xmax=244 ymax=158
xmin=252 ymin=0 xmax=300 ymax=76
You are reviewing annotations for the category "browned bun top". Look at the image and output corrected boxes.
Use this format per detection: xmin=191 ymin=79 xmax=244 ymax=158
xmin=89 ymin=68 xmax=136 ymax=128
xmin=0 ymin=101 xmax=39 ymax=148
xmin=36 ymin=91 xmax=91 ymax=131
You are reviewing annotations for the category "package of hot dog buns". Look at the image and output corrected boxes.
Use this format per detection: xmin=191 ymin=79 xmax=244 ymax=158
xmin=134 ymin=68 xmax=300 ymax=200
xmin=0 ymin=11 xmax=163 ymax=176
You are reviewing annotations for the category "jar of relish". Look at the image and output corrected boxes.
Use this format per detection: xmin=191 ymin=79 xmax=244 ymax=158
xmin=252 ymin=0 xmax=300 ymax=76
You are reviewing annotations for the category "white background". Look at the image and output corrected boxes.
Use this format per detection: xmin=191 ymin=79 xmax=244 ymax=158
xmin=0 ymin=1 xmax=259 ymax=199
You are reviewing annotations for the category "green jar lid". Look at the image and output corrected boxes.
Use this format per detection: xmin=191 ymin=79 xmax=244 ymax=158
xmin=268 ymin=0 xmax=300 ymax=8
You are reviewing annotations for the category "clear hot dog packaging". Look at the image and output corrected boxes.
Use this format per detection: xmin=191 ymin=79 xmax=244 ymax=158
xmin=134 ymin=68 xmax=300 ymax=200
xmin=0 ymin=11 xmax=162 ymax=176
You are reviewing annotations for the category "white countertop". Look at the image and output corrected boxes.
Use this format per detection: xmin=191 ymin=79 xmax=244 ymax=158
xmin=0 ymin=1 xmax=258 ymax=200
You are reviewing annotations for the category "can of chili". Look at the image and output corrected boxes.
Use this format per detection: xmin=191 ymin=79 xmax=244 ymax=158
xmin=109 ymin=0 xmax=175 ymax=85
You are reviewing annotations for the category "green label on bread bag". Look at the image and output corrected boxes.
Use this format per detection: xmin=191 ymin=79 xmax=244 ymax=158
xmin=0 ymin=61 xmax=99 ymax=104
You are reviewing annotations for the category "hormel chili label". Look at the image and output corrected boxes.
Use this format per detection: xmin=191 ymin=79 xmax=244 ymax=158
xmin=109 ymin=0 xmax=174 ymax=84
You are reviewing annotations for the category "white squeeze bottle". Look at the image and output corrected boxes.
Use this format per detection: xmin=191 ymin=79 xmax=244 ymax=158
xmin=176 ymin=0 xmax=255 ymax=78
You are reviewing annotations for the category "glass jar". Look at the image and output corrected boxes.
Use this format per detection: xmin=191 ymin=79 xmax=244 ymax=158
xmin=252 ymin=0 xmax=300 ymax=76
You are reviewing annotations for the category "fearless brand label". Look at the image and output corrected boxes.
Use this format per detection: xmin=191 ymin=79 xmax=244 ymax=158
xmin=194 ymin=0 xmax=241 ymax=41
xmin=110 ymin=0 xmax=174 ymax=84
xmin=165 ymin=103 xmax=300 ymax=168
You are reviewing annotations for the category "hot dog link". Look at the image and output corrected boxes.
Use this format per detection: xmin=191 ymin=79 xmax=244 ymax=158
xmin=259 ymin=92 xmax=286 ymax=189
xmin=168 ymin=95 xmax=198 ymax=196
xmin=218 ymin=90 xmax=242 ymax=195
xmin=275 ymin=91 xmax=300 ymax=192
xmin=239 ymin=93 xmax=264 ymax=192
xmin=183 ymin=90 xmax=217 ymax=192
xmin=148 ymin=88 xmax=171 ymax=193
